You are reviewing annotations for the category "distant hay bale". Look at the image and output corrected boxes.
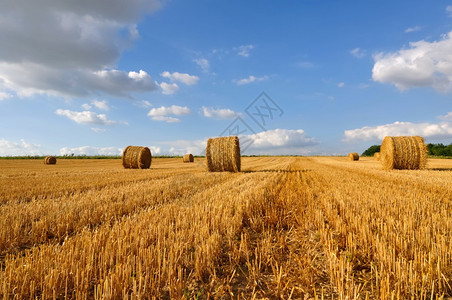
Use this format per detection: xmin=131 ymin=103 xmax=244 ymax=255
xmin=183 ymin=154 xmax=194 ymax=163
xmin=206 ymin=136 xmax=240 ymax=172
xmin=374 ymin=152 xmax=381 ymax=160
xmin=122 ymin=146 xmax=152 ymax=169
xmin=44 ymin=156 xmax=56 ymax=165
xmin=348 ymin=152 xmax=359 ymax=161
xmin=380 ymin=136 xmax=427 ymax=170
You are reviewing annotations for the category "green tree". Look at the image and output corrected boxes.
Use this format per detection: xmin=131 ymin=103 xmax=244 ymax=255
xmin=362 ymin=145 xmax=381 ymax=157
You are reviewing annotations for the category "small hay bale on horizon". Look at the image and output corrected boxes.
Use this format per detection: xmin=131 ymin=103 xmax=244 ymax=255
xmin=122 ymin=146 xmax=152 ymax=169
xmin=380 ymin=136 xmax=427 ymax=170
xmin=374 ymin=152 xmax=381 ymax=160
xmin=44 ymin=156 xmax=56 ymax=165
xmin=348 ymin=152 xmax=359 ymax=161
xmin=206 ymin=136 xmax=240 ymax=172
xmin=183 ymin=154 xmax=194 ymax=163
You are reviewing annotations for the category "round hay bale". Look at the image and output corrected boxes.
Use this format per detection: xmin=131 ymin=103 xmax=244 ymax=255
xmin=183 ymin=154 xmax=194 ymax=163
xmin=206 ymin=136 xmax=240 ymax=172
xmin=374 ymin=152 xmax=381 ymax=160
xmin=380 ymin=136 xmax=427 ymax=170
xmin=44 ymin=156 xmax=56 ymax=165
xmin=122 ymin=146 xmax=152 ymax=169
xmin=348 ymin=152 xmax=359 ymax=161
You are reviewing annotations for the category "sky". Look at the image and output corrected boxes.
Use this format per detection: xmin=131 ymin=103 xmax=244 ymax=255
xmin=1 ymin=0 xmax=452 ymax=156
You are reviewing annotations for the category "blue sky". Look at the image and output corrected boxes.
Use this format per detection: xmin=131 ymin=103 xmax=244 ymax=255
xmin=1 ymin=0 xmax=452 ymax=156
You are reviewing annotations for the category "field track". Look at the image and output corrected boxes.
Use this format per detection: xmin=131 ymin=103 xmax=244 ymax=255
xmin=0 ymin=157 xmax=451 ymax=299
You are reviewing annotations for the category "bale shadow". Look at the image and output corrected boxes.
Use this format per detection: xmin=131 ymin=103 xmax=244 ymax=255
xmin=428 ymin=168 xmax=452 ymax=171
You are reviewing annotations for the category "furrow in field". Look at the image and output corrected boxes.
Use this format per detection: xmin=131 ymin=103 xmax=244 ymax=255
xmin=300 ymin=157 xmax=452 ymax=298
xmin=0 ymin=170 xmax=234 ymax=257
xmin=0 ymin=171 xmax=282 ymax=298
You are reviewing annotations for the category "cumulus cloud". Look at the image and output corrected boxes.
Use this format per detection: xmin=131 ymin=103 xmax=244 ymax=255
xmin=163 ymin=139 xmax=206 ymax=156
xmin=155 ymin=128 xmax=318 ymax=155
xmin=0 ymin=0 xmax=161 ymax=99
xmin=372 ymin=31 xmax=452 ymax=92
xmin=160 ymin=71 xmax=199 ymax=85
xmin=350 ymin=48 xmax=366 ymax=58
xmin=235 ymin=45 xmax=254 ymax=57
xmin=159 ymin=82 xmax=179 ymax=95
xmin=344 ymin=119 xmax=452 ymax=142
xmin=193 ymin=58 xmax=210 ymax=73
xmin=55 ymin=109 xmax=118 ymax=125
xmin=246 ymin=129 xmax=318 ymax=154
xmin=235 ymin=75 xmax=268 ymax=85
xmin=337 ymin=82 xmax=345 ymax=88
xmin=147 ymin=105 xmax=191 ymax=123
xmin=149 ymin=146 xmax=161 ymax=155
xmin=92 ymin=100 xmax=109 ymax=110
xmin=405 ymin=26 xmax=421 ymax=33
xmin=0 ymin=139 xmax=43 ymax=156
xmin=59 ymin=146 xmax=123 ymax=156
xmin=201 ymin=106 xmax=239 ymax=119
xmin=439 ymin=111 xmax=452 ymax=121
xmin=0 ymin=92 xmax=13 ymax=101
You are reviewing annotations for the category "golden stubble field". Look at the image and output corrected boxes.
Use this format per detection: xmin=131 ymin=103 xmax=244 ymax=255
xmin=0 ymin=157 xmax=451 ymax=299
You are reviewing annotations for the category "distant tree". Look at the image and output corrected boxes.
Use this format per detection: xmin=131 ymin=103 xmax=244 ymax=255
xmin=427 ymin=143 xmax=452 ymax=156
xmin=362 ymin=145 xmax=381 ymax=156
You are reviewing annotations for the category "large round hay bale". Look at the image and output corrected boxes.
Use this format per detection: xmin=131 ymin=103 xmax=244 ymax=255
xmin=380 ymin=136 xmax=427 ymax=170
xmin=348 ymin=152 xmax=359 ymax=161
xmin=183 ymin=154 xmax=194 ymax=163
xmin=374 ymin=152 xmax=381 ymax=160
xmin=206 ymin=136 xmax=240 ymax=172
xmin=122 ymin=146 xmax=152 ymax=169
xmin=44 ymin=156 xmax=56 ymax=165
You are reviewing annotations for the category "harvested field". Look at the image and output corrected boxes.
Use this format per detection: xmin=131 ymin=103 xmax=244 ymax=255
xmin=0 ymin=157 xmax=451 ymax=299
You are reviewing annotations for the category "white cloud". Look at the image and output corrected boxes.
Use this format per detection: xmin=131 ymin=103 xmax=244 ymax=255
xmin=0 ymin=139 xmax=43 ymax=156
xmin=92 ymin=99 xmax=109 ymax=110
xmin=154 ymin=128 xmax=318 ymax=155
xmin=159 ymin=82 xmax=179 ymax=95
xmin=350 ymin=48 xmax=366 ymax=58
xmin=235 ymin=75 xmax=268 ymax=85
xmin=246 ymin=129 xmax=318 ymax=154
xmin=147 ymin=105 xmax=191 ymax=122
xmin=81 ymin=103 xmax=92 ymax=110
xmin=235 ymin=45 xmax=254 ymax=57
xmin=0 ymin=1 xmax=161 ymax=99
xmin=438 ymin=111 xmax=452 ymax=121
xmin=344 ymin=120 xmax=452 ymax=142
xmin=151 ymin=116 xmax=181 ymax=123
xmin=372 ymin=31 xmax=452 ymax=92
xmin=447 ymin=5 xmax=452 ymax=17
xmin=55 ymin=109 xmax=117 ymax=125
xmin=148 ymin=105 xmax=191 ymax=116
xmin=135 ymin=100 xmax=152 ymax=108
xmin=91 ymin=127 xmax=107 ymax=133
xmin=201 ymin=106 xmax=239 ymax=119
xmin=149 ymin=146 xmax=161 ymax=155
xmin=162 ymin=139 xmax=206 ymax=156
xmin=160 ymin=71 xmax=199 ymax=85
xmin=337 ymin=82 xmax=345 ymax=88
xmin=59 ymin=146 xmax=123 ymax=156
xmin=405 ymin=26 xmax=421 ymax=33
xmin=194 ymin=58 xmax=210 ymax=73
xmin=0 ymin=92 xmax=13 ymax=101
